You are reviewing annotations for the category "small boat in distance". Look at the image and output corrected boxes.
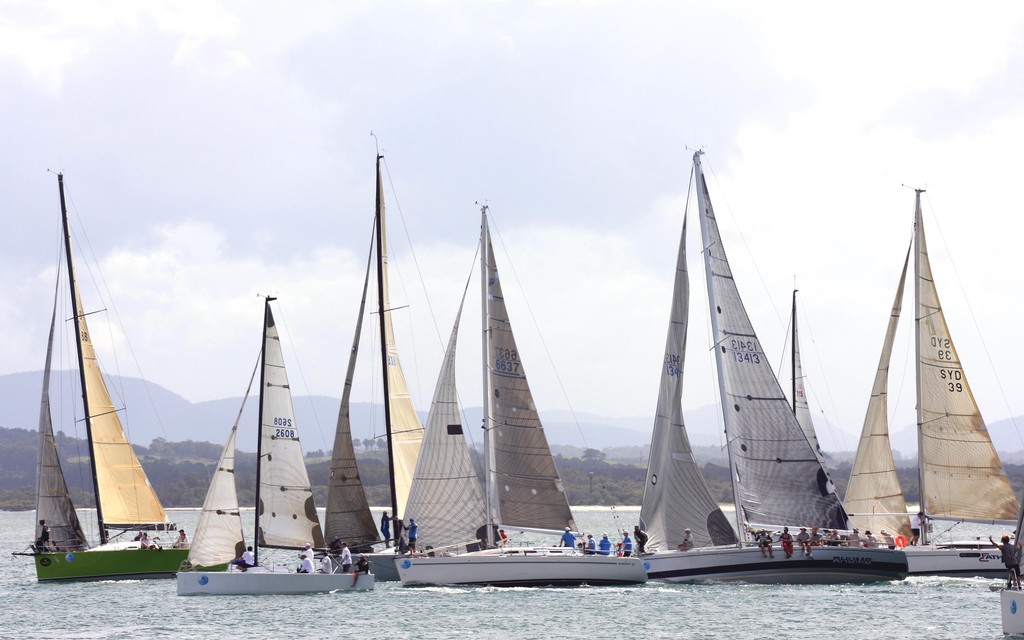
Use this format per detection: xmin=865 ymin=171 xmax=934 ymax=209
xmin=177 ymin=297 xmax=373 ymax=595
xmin=638 ymin=151 xmax=907 ymax=584
xmin=396 ymin=205 xmax=647 ymax=587
xmin=15 ymin=174 xmax=187 ymax=582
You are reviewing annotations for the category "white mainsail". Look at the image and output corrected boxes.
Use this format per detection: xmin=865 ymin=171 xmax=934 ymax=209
xmin=693 ymin=152 xmax=847 ymax=532
xmin=912 ymin=192 xmax=1017 ymax=523
xmin=188 ymin=425 xmax=244 ymax=568
xmin=791 ymin=292 xmax=827 ymax=471
xmin=482 ymin=210 xmax=575 ymax=533
xmin=403 ymin=286 xmax=487 ymax=551
xmin=845 ymin=246 xmax=913 ymax=538
xmin=35 ymin=281 xmax=88 ymax=551
xmin=639 ymin=211 xmax=737 ymax=551
xmin=256 ymin=302 xmax=325 ymax=549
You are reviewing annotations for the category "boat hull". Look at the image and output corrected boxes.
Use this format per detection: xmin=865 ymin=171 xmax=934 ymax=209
xmin=643 ymin=546 xmax=908 ymax=584
xmin=33 ymin=547 xmax=190 ymax=582
xmin=1002 ymin=589 xmax=1024 ymax=635
xmin=177 ymin=567 xmax=375 ymax=595
xmin=905 ymin=544 xmax=1009 ymax=578
xmin=397 ymin=551 xmax=648 ymax=587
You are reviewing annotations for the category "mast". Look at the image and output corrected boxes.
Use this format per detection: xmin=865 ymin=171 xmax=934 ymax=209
xmin=253 ymin=295 xmax=273 ymax=565
xmin=791 ymin=290 xmax=798 ymax=418
xmin=692 ymin=151 xmax=746 ymax=538
xmin=375 ymin=155 xmax=400 ymax=525
xmin=479 ymin=204 xmax=496 ymax=547
xmin=913 ymin=188 xmax=928 ymax=543
xmin=58 ymin=173 xmax=107 ymax=545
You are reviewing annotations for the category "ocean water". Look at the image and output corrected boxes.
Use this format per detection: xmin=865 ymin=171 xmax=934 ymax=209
xmin=1 ymin=507 xmax=1009 ymax=639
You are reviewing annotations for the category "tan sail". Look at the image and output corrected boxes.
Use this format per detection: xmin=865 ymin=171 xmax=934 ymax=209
xmin=377 ymin=167 xmax=424 ymax=520
xmin=71 ymin=275 xmax=168 ymax=528
xmin=914 ymin=195 xmax=1017 ymax=522
xmin=846 ymin=246 xmax=913 ymax=538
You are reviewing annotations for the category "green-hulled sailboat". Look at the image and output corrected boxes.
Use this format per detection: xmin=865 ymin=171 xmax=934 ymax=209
xmin=15 ymin=173 xmax=187 ymax=581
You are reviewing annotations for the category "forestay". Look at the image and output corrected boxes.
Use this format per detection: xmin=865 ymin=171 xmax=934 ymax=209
xmin=639 ymin=212 xmax=736 ymax=550
xmin=693 ymin=151 xmax=848 ymax=531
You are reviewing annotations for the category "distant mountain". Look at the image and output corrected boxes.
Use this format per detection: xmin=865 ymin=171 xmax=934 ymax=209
xmin=5 ymin=370 xmax=1024 ymax=462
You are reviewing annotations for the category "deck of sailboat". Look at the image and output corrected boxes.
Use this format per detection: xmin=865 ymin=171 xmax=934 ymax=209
xmin=177 ymin=565 xmax=374 ymax=595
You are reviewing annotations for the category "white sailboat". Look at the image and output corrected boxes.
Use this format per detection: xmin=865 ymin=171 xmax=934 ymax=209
xmin=396 ymin=206 xmax=647 ymax=587
xmin=15 ymin=174 xmax=187 ymax=581
xmin=845 ymin=188 xmax=1019 ymax=578
xmin=639 ymin=151 xmax=908 ymax=584
xmin=177 ymin=298 xmax=373 ymax=595
xmin=320 ymin=155 xmax=425 ymax=582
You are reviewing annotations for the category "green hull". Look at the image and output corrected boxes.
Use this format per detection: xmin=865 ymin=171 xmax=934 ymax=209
xmin=34 ymin=547 xmax=191 ymax=582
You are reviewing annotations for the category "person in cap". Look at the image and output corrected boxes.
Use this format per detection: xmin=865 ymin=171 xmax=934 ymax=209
xmin=560 ymin=527 xmax=576 ymax=548
xmin=621 ymin=530 xmax=633 ymax=556
xmin=676 ymin=528 xmax=693 ymax=551
xmin=756 ymin=529 xmax=774 ymax=558
xmin=796 ymin=527 xmax=812 ymax=557
xmin=598 ymin=533 xmax=613 ymax=556
xmin=300 ymin=542 xmax=315 ymax=563
xmin=352 ymin=554 xmax=371 ymax=587
xmin=847 ymin=528 xmax=862 ymax=548
xmin=863 ymin=530 xmax=879 ymax=548
xmin=880 ymin=529 xmax=895 ymax=549
xmin=779 ymin=526 xmax=794 ymax=558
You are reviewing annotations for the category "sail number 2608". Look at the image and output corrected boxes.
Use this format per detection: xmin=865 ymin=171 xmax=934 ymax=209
xmin=273 ymin=417 xmax=295 ymax=438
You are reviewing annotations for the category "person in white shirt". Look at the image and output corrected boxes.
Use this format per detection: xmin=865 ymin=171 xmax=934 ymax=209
xmin=299 ymin=554 xmax=315 ymax=574
xmin=911 ymin=512 xmax=926 ymax=546
xmin=301 ymin=543 xmax=315 ymax=562
xmin=320 ymin=555 xmax=334 ymax=574
xmin=340 ymin=543 xmax=353 ymax=572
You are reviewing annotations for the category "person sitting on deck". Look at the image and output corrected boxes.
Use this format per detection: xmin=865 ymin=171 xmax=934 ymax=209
xmin=809 ymin=527 xmax=823 ymax=547
xmin=498 ymin=529 xmax=509 ymax=548
xmin=352 ymin=554 xmax=370 ymax=587
xmin=585 ymin=534 xmax=597 ymax=555
xmin=298 ymin=553 xmax=315 ymax=574
xmin=173 ymin=529 xmax=189 ymax=549
xmin=880 ymin=530 xmax=896 ymax=549
xmin=846 ymin=529 xmax=862 ymax=547
xmin=677 ymin=528 xmax=693 ymax=551
xmin=756 ymin=530 xmax=774 ymax=558
xmin=233 ymin=546 xmax=256 ymax=571
xmin=779 ymin=527 xmax=794 ymax=558
xmin=863 ymin=531 xmax=879 ymax=548
xmin=796 ymin=527 xmax=812 ymax=557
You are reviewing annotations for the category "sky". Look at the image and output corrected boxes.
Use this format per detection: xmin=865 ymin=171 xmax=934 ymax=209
xmin=3 ymin=1 xmax=1024 ymax=452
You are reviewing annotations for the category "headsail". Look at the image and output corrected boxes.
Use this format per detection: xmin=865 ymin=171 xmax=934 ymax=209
xmin=639 ymin=210 xmax=737 ymax=551
xmin=845 ymin=245 xmax=913 ymax=537
xmin=403 ymin=282 xmax=487 ymax=551
xmin=913 ymin=192 xmax=1017 ymax=522
xmin=693 ymin=152 xmax=848 ymax=532
xmin=482 ymin=210 xmax=575 ymax=532
xmin=323 ymin=240 xmax=379 ymax=546
xmin=35 ymin=280 xmax=88 ymax=551
xmin=188 ymin=424 xmax=244 ymax=568
xmin=256 ymin=301 xmax=325 ymax=549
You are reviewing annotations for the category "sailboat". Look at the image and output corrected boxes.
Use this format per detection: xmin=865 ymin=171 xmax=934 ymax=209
xmin=638 ymin=151 xmax=908 ymax=583
xmin=321 ymin=154 xmax=425 ymax=582
xmin=177 ymin=297 xmax=374 ymax=595
xmin=395 ymin=205 xmax=647 ymax=587
xmin=16 ymin=174 xmax=187 ymax=582
xmin=845 ymin=188 xmax=1019 ymax=578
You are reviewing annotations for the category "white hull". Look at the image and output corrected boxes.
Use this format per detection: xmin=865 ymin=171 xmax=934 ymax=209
xmin=1002 ymin=589 xmax=1024 ymax=635
xmin=905 ymin=543 xmax=1009 ymax=578
xmin=397 ymin=548 xmax=647 ymax=587
xmin=643 ymin=545 xmax=908 ymax=584
xmin=177 ymin=566 xmax=374 ymax=595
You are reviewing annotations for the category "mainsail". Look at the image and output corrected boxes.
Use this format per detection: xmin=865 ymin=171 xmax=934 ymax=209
xmin=59 ymin=173 xmax=169 ymax=535
xmin=256 ymin=301 xmax=325 ymax=550
xmin=482 ymin=209 xmax=575 ymax=532
xmin=323 ymin=241 xmax=379 ymax=546
xmin=845 ymin=245 xmax=913 ymax=537
xmin=693 ymin=152 xmax=848 ymax=532
xmin=35 ymin=280 xmax=88 ymax=551
xmin=375 ymin=159 xmax=424 ymax=521
xmin=791 ymin=291 xmax=828 ymax=471
xmin=639 ymin=211 xmax=737 ymax=551
xmin=403 ymin=285 xmax=487 ymax=551
xmin=188 ymin=425 xmax=244 ymax=568
xmin=912 ymin=191 xmax=1017 ymax=523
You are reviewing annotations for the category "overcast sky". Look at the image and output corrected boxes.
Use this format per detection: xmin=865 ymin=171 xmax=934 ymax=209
xmin=4 ymin=1 xmax=1024 ymax=452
